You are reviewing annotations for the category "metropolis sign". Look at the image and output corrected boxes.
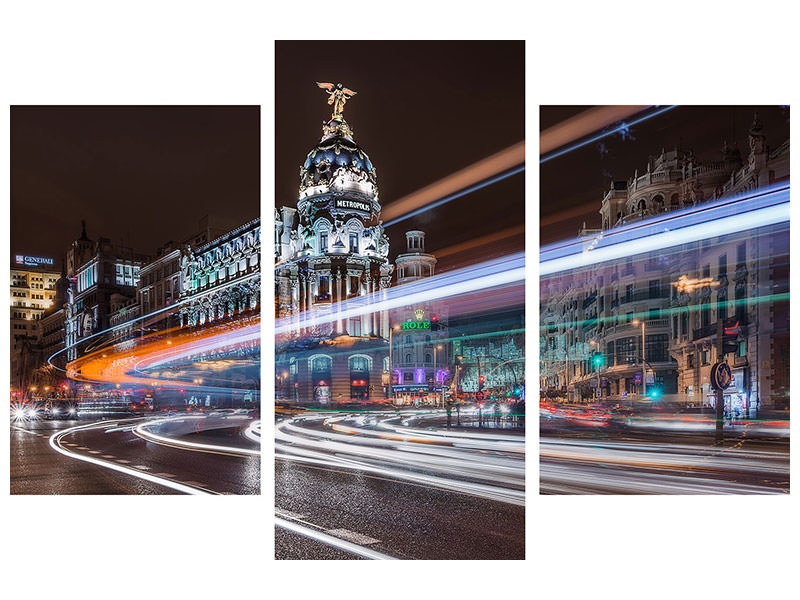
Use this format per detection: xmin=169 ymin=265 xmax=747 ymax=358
xmin=15 ymin=254 xmax=54 ymax=267
xmin=334 ymin=198 xmax=371 ymax=213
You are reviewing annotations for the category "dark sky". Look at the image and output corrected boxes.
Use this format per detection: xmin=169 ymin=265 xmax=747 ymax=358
xmin=11 ymin=105 xmax=259 ymax=263
xmin=541 ymin=105 xmax=790 ymax=245
xmin=275 ymin=41 xmax=525 ymax=270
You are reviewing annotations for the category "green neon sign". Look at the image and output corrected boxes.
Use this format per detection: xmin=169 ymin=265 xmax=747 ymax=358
xmin=401 ymin=320 xmax=431 ymax=331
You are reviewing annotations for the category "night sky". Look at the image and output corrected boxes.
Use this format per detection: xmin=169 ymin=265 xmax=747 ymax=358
xmin=540 ymin=105 xmax=790 ymax=245
xmin=275 ymin=41 xmax=525 ymax=270
xmin=11 ymin=106 xmax=259 ymax=264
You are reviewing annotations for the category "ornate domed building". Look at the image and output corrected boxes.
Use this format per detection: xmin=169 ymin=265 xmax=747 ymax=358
xmin=276 ymin=84 xmax=397 ymax=404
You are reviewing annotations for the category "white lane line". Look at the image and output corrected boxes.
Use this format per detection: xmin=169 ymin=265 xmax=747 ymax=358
xmin=10 ymin=425 xmax=40 ymax=436
xmin=102 ymin=455 xmax=115 ymax=459
xmin=153 ymin=473 xmax=176 ymax=478
xmin=276 ymin=508 xmax=308 ymax=521
xmin=49 ymin=420 xmax=216 ymax=496
xmin=325 ymin=529 xmax=380 ymax=545
xmin=88 ymin=450 xmax=101 ymax=454
xmin=116 ymin=459 xmax=131 ymax=464
xmin=77 ymin=447 xmax=90 ymax=451
xmin=134 ymin=465 xmax=151 ymax=471
xmin=275 ymin=517 xmax=397 ymax=560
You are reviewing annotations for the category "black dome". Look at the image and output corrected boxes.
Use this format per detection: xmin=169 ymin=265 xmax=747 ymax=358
xmin=301 ymin=135 xmax=375 ymax=187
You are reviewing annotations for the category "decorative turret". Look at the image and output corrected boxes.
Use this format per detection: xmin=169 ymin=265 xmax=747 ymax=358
xmin=395 ymin=230 xmax=437 ymax=284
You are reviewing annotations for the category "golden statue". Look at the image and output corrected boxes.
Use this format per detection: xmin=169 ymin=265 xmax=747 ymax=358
xmin=316 ymin=82 xmax=357 ymax=121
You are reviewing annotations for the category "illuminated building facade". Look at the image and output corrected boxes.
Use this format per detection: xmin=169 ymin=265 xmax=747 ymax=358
xmin=10 ymin=259 xmax=61 ymax=391
xmin=390 ymin=231 xmax=449 ymax=404
xmin=64 ymin=222 xmax=148 ymax=361
xmin=177 ymin=218 xmax=261 ymax=328
xmin=541 ymin=114 xmax=789 ymax=413
xmin=276 ymin=84 xmax=437 ymax=404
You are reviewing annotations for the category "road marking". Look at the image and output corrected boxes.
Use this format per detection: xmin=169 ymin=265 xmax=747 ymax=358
xmin=275 ymin=508 xmax=308 ymax=521
xmin=134 ymin=465 xmax=151 ymax=470
xmin=10 ymin=425 xmax=40 ymax=436
xmin=325 ymin=529 xmax=380 ymax=545
xmin=77 ymin=447 xmax=90 ymax=451
xmin=275 ymin=517 xmax=397 ymax=560
xmin=88 ymin=450 xmax=101 ymax=454
xmin=49 ymin=420 xmax=216 ymax=495
xmin=102 ymin=455 xmax=115 ymax=459
xmin=116 ymin=459 xmax=131 ymax=464
xmin=154 ymin=473 xmax=176 ymax=478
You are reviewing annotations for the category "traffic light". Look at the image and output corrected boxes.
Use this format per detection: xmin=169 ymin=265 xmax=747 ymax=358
xmin=649 ymin=388 xmax=661 ymax=400
xmin=722 ymin=317 xmax=741 ymax=355
xmin=479 ymin=375 xmax=485 ymax=390
xmin=593 ymin=352 xmax=604 ymax=368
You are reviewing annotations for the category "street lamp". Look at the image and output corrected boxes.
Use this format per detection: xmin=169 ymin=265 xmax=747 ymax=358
xmin=433 ymin=344 xmax=443 ymax=407
xmin=632 ymin=319 xmax=646 ymax=399
xmin=590 ymin=340 xmax=601 ymax=400
xmin=388 ymin=324 xmax=400 ymax=405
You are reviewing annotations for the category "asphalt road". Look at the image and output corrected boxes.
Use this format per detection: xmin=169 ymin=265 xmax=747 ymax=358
xmin=11 ymin=414 xmax=260 ymax=495
xmin=275 ymin=411 xmax=525 ymax=560
xmin=540 ymin=428 xmax=789 ymax=494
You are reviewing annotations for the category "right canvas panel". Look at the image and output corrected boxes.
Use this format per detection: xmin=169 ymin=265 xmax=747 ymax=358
xmin=540 ymin=105 xmax=789 ymax=494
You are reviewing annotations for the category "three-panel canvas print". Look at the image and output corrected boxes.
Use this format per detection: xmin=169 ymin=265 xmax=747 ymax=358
xmin=7 ymin=41 xmax=790 ymax=560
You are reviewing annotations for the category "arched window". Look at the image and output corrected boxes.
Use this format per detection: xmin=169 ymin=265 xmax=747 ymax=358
xmin=405 ymin=353 xmax=412 ymax=363
xmin=653 ymin=195 xmax=664 ymax=212
xmin=670 ymin=193 xmax=680 ymax=208
xmin=425 ymin=353 xmax=432 ymax=364
xmin=637 ymin=199 xmax=647 ymax=213
xmin=349 ymin=355 xmax=370 ymax=371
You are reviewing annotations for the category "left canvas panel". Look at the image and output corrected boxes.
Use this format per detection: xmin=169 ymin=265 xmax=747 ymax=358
xmin=10 ymin=106 xmax=261 ymax=495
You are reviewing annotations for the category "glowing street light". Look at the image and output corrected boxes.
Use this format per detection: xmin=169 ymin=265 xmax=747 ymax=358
xmin=388 ymin=324 xmax=401 ymax=404
xmin=632 ymin=319 xmax=647 ymax=399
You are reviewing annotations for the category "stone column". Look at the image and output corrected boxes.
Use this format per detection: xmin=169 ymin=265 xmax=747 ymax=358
xmin=335 ymin=270 xmax=343 ymax=334
xmin=360 ymin=272 xmax=369 ymax=337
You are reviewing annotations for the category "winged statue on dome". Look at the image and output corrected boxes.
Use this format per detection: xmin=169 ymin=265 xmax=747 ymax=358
xmin=316 ymin=82 xmax=357 ymax=121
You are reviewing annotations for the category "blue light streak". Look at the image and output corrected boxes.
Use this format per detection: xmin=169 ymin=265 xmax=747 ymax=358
xmin=540 ymin=105 xmax=679 ymax=164
xmin=383 ymin=165 xmax=525 ymax=228
xmin=540 ymin=183 xmax=790 ymax=275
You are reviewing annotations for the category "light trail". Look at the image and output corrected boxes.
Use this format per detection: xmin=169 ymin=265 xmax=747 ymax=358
xmin=380 ymin=141 xmax=524 ymax=224
xmin=276 ymin=413 xmax=525 ymax=505
xmin=245 ymin=420 xmax=261 ymax=444
xmin=383 ymin=165 xmax=524 ymax=227
xmin=66 ymin=317 xmax=260 ymax=392
xmin=540 ymin=437 xmax=788 ymax=494
xmin=433 ymin=224 xmax=525 ymax=260
xmin=540 ymin=105 xmax=650 ymax=156
xmin=275 ymin=517 xmax=398 ymax=560
xmin=540 ymin=105 xmax=678 ymax=163
xmin=47 ymin=271 xmax=261 ymax=371
xmin=540 ymin=183 xmax=790 ymax=275
xmin=133 ymin=414 xmax=261 ymax=457
xmin=49 ymin=419 xmax=217 ymax=495
xmin=276 ymin=252 xmax=524 ymax=334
